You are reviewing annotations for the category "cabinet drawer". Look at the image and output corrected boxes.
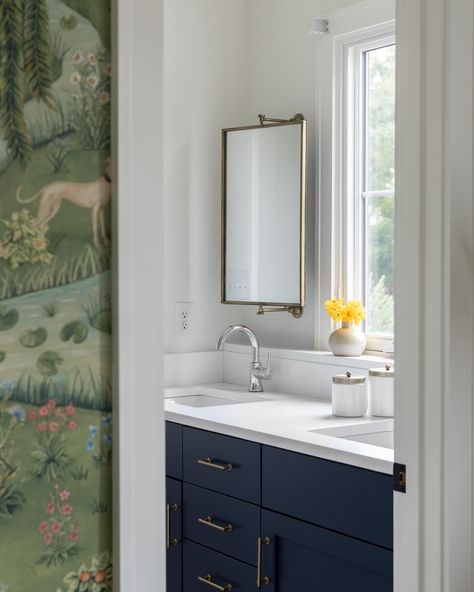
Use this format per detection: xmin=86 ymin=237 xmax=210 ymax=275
xmin=166 ymin=422 xmax=183 ymax=480
xmin=183 ymin=483 xmax=260 ymax=565
xmin=183 ymin=540 xmax=256 ymax=592
xmin=262 ymin=446 xmax=393 ymax=549
xmin=183 ymin=427 xmax=261 ymax=503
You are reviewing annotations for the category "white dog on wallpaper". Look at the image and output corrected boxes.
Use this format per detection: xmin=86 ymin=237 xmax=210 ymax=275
xmin=15 ymin=159 xmax=112 ymax=247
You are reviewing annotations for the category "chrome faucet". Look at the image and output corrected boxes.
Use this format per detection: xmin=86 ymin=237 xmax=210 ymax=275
xmin=217 ymin=325 xmax=271 ymax=393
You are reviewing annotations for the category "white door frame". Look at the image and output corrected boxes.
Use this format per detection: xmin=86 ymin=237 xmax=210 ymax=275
xmin=395 ymin=0 xmax=474 ymax=590
xmin=113 ymin=0 xmax=166 ymax=590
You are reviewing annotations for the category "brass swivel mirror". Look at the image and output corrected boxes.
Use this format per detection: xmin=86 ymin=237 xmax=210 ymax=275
xmin=221 ymin=114 xmax=307 ymax=317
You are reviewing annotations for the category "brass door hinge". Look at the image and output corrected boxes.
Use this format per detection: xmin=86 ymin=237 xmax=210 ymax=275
xmin=393 ymin=463 xmax=406 ymax=493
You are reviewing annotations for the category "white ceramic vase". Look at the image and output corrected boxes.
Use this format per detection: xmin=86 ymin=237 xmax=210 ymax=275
xmin=328 ymin=321 xmax=366 ymax=357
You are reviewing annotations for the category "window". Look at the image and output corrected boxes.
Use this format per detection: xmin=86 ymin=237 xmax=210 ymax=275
xmin=315 ymin=2 xmax=396 ymax=353
xmin=345 ymin=38 xmax=396 ymax=347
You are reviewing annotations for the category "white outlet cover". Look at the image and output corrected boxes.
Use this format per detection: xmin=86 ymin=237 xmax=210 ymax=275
xmin=175 ymin=302 xmax=193 ymax=336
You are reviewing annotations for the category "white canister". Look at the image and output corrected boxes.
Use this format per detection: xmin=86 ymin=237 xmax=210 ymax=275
xmin=332 ymin=371 xmax=368 ymax=417
xmin=369 ymin=365 xmax=394 ymax=417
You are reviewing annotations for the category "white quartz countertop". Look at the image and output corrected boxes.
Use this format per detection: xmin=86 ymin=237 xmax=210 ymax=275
xmin=164 ymin=383 xmax=394 ymax=475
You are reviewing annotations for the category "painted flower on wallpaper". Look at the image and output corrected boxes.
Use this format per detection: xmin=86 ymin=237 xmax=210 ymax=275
xmin=8 ymin=405 xmax=26 ymax=423
xmin=38 ymin=485 xmax=79 ymax=566
xmin=61 ymin=552 xmax=113 ymax=592
xmin=86 ymin=415 xmax=112 ymax=466
xmin=28 ymin=401 xmax=78 ymax=434
xmin=0 ymin=210 xmax=53 ymax=269
xmin=69 ymin=49 xmax=111 ymax=150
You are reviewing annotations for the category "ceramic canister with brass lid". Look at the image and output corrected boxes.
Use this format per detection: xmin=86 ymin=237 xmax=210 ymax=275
xmin=332 ymin=371 xmax=368 ymax=417
xmin=369 ymin=364 xmax=394 ymax=417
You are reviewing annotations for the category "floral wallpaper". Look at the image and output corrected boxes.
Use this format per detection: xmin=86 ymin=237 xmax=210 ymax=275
xmin=0 ymin=0 xmax=112 ymax=590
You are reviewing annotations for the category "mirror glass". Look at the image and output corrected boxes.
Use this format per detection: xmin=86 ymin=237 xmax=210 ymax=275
xmin=222 ymin=119 xmax=306 ymax=308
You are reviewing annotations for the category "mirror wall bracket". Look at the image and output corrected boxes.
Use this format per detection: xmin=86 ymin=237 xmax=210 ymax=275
xmin=257 ymin=305 xmax=304 ymax=319
xmin=258 ymin=113 xmax=305 ymax=126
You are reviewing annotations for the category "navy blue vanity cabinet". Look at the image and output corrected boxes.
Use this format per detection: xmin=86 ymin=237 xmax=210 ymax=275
xmin=259 ymin=509 xmax=393 ymax=592
xmin=165 ymin=422 xmax=394 ymax=592
xmin=166 ymin=477 xmax=182 ymax=592
xmin=262 ymin=445 xmax=393 ymax=549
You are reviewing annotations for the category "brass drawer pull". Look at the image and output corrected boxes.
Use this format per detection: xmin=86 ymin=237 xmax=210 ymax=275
xmin=198 ymin=515 xmax=233 ymax=532
xmin=257 ymin=536 xmax=271 ymax=587
xmin=166 ymin=503 xmax=179 ymax=549
xmin=197 ymin=457 xmax=233 ymax=471
xmin=198 ymin=574 xmax=233 ymax=591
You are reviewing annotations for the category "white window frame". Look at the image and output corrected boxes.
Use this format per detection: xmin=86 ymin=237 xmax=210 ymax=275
xmin=315 ymin=0 xmax=395 ymax=353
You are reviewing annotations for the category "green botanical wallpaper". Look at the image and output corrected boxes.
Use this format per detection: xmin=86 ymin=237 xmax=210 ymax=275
xmin=0 ymin=0 xmax=112 ymax=590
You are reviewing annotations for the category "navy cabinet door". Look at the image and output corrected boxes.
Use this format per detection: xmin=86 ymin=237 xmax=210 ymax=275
xmin=166 ymin=422 xmax=183 ymax=479
xmin=262 ymin=445 xmax=393 ymax=548
xmin=260 ymin=509 xmax=393 ymax=592
xmin=167 ymin=478 xmax=182 ymax=592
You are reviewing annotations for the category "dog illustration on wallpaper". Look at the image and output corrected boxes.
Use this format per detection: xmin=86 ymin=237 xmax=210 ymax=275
xmin=16 ymin=159 xmax=112 ymax=247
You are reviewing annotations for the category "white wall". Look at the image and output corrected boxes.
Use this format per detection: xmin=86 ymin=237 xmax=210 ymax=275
xmin=163 ymin=0 xmax=366 ymax=353
xmin=163 ymin=0 xmax=251 ymax=353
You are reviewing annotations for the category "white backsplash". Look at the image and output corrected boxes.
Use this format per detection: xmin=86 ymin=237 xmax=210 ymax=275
xmin=164 ymin=344 xmax=393 ymax=400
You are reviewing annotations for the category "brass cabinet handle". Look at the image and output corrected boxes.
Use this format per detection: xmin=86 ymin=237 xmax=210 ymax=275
xmin=198 ymin=515 xmax=233 ymax=532
xmin=197 ymin=457 xmax=233 ymax=471
xmin=198 ymin=574 xmax=233 ymax=591
xmin=257 ymin=536 xmax=271 ymax=587
xmin=166 ymin=503 xmax=179 ymax=549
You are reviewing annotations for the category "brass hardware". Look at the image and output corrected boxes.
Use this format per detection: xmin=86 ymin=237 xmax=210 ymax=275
xmin=198 ymin=574 xmax=233 ymax=591
xmin=221 ymin=114 xmax=307 ymax=317
xmin=166 ymin=503 xmax=179 ymax=549
xmin=393 ymin=462 xmax=407 ymax=493
xmin=198 ymin=516 xmax=233 ymax=533
xmin=197 ymin=457 xmax=233 ymax=471
xmin=257 ymin=304 xmax=304 ymax=318
xmin=257 ymin=536 xmax=272 ymax=588
xmin=258 ymin=113 xmax=305 ymax=125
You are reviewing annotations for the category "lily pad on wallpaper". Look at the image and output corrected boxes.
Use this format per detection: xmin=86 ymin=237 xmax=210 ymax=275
xmin=60 ymin=320 xmax=89 ymax=344
xmin=91 ymin=309 xmax=112 ymax=335
xmin=19 ymin=327 xmax=48 ymax=348
xmin=37 ymin=351 xmax=64 ymax=377
xmin=0 ymin=306 xmax=19 ymax=330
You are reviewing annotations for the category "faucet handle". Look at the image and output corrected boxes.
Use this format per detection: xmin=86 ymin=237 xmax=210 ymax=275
xmin=261 ymin=352 xmax=271 ymax=380
xmin=251 ymin=353 xmax=271 ymax=380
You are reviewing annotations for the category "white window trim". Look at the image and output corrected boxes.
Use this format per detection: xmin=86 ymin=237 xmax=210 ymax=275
xmin=314 ymin=0 xmax=395 ymax=352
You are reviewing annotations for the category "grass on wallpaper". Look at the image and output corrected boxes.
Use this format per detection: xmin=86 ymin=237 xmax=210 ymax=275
xmin=69 ymin=463 xmax=89 ymax=482
xmin=89 ymin=498 xmax=108 ymax=515
xmin=82 ymin=286 xmax=112 ymax=334
xmin=0 ymin=245 xmax=110 ymax=300
xmin=26 ymin=96 xmax=69 ymax=147
xmin=42 ymin=299 xmax=58 ymax=317
xmin=30 ymin=434 xmax=71 ymax=483
xmin=12 ymin=369 xmax=112 ymax=411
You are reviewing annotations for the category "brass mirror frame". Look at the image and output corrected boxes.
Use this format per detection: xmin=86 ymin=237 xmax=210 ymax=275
xmin=221 ymin=114 xmax=307 ymax=318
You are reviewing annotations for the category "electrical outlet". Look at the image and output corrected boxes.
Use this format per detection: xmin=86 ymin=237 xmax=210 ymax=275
xmin=176 ymin=302 xmax=193 ymax=335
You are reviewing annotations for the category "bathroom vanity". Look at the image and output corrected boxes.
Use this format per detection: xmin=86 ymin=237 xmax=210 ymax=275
xmin=165 ymin=385 xmax=394 ymax=592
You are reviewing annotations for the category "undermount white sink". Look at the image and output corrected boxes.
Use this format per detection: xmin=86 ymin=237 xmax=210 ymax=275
xmin=166 ymin=391 xmax=269 ymax=408
xmin=309 ymin=420 xmax=394 ymax=449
